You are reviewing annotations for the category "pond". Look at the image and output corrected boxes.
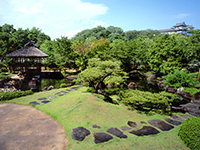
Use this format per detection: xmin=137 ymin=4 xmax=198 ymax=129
xmin=19 ymin=78 xmax=74 ymax=91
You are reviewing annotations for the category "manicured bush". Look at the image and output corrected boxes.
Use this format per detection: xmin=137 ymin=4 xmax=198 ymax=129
xmin=178 ymin=117 xmax=200 ymax=150
xmin=60 ymin=83 xmax=67 ymax=88
xmin=119 ymin=89 xmax=177 ymax=111
xmin=87 ymin=87 xmax=95 ymax=93
xmin=0 ymin=90 xmax=34 ymax=101
xmin=164 ymin=70 xmax=199 ymax=88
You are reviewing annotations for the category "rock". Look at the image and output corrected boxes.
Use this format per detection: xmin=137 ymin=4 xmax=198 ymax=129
xmin=167 ymin=88 xmax=177 ymax=93
xmin=128 ymin=82 xmax=137 ymax=89
xmin=180 ymin=103 xmax=200 ymax=110
xmin=164 ymin=118 xmax=182 ymax=126
xmin=127 ymin=121 xmax=138 ymax=128
xmin=71 ymin=81 xmax=75 ymax=86
xmin=92 ymin=125 xmax=101 ymax=129
xmin=106 ymin=83 xmax=112 ymax=89
xmin=107 ymin=128 xmax=127 ymax=138
xmin=188 ymin=109 xmax=200 ymax=117
xmin=130 ymin=126 xmax=160 ymax=136
xmin=29 ymin=101 xmax=40 ymax=105
xmin=72 ymin=127 xmax=91 ymax=141
xmin=194 ymin=92 xmax=200 ymax=100
xmin=148 ymin=119 xmax=174 ymax=131
xmin=49 ymin=95 xmax=57 ymax=99
xmin=182 ymin=92 xmax=192 ymax=100
xmin=179 ymin=114 xmax=193 ymax=119
xmin=94 ymin=133 xmax=113 ymax=144
xmin=147 ymin=74 xmax=157 ymax=85
xmin=47 ymin=85 xmax=54 ymax=91
xmin=140 ymin=121 xmax=147 ymax=124
xmin=42 ymin=87 xmax=47 ymax=91
xmin=120 ymin=126 xmax=132 ymax=131
xmin=177 ymin=87 xmax=184 ymax=94
xmin=30 ymin=88 xmax=39 ymax=92
xmin=42 ymin=100 xmax=50 ymax=104
xmin=38 ymin=97 xmax=47 ymax=101
xmin=170 ymin=116 xmax=185 ymax=122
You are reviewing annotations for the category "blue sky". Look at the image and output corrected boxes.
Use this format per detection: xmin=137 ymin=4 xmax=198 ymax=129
xmin=0 ymin=0 xmax=199 ymax=39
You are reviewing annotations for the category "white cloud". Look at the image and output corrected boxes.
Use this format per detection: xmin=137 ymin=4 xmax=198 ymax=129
xmin=0 ymin=0 xmax=108 ymax=39
xmin=175 ymin=13 xmax=190 ymax=19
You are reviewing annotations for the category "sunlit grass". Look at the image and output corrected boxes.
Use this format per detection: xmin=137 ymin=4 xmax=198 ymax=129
xmin=1 ymin=86 xmax=189 ymax=150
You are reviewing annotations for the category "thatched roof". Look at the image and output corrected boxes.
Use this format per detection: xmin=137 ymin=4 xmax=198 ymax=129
xmin=6 ymin=41 xmax=49 ymax=58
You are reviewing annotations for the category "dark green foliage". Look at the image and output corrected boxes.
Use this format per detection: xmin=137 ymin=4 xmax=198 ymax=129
xmin=119 ymin=89 xmax=177 ymax=111
xmin=0 ymin=90 xmax=33 ymax=101
xmin=164 ymin=70 xmax=198 ymax=88
xmin=178 ymin=117 xmax=200 ymax=150
xmin=103 ymin=88 xmax=121 ymax=95
xmin=87 ymin=87 xmax=95 ymax=93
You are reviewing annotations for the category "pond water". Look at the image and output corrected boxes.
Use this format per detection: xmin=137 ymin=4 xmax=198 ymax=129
xmin=19 ymin=78 xmax=74 ymax=91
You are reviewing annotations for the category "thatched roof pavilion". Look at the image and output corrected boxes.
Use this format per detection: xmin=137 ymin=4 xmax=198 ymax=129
xmin=6 ymin=41 xmax=49 ymax=58
xmin=6 ymin=41 xmax=49 ymax=75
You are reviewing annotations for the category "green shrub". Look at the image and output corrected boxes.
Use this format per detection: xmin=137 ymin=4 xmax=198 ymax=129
xmin=103 ymin=88 xmax=121 ymax=95
xmin=178 ymin=117 xmax=200 ymax=150
xmin=60 ymin=83 xmax=67 ymax=88
xmin=83 ymin=82 xmax=89 ymax=87
xmin=0 ymin=90 xmax=34 ymax=101
xmin=164 ymin=70 xmax=198 ymax=88
xmin=87 ymin=87 xmax=95 ymax=93
xmin=119 ymin=89 xmax=177 ymax=111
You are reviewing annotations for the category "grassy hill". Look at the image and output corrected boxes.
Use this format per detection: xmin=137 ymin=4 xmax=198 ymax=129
xmin=1 ymin=86 xmax=189 ymax=150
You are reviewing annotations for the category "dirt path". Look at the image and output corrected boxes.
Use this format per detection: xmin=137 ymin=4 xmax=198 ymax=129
xmin=0 ymin=103 xmax=67 ymax=150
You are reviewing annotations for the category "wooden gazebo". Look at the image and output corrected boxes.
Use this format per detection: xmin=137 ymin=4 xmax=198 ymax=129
xmin=6 ymin=41 xmax=49 ymax=75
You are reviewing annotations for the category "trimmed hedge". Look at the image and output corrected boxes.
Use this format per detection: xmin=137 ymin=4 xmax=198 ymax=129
xmin=178 ymin=117 xmax=200 ymax=150
xmin=119 ymin=90 xmax=177 ymax=111
xmin=0 ymin=90 xmax=34 ymax=101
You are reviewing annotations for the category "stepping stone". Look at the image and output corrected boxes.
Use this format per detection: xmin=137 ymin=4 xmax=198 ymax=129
xmin=49 ymin=95 xmax=56 ymax=99
xmin=130 ymin=126 xmax=160 ymax=136
xmin=92 ymin=125 xmax=101 ymax=129
xmin=107 ymin=128 xmax=127 ymax=138
xmin=120 ymin=126 xmax=132 ymax=131
xmin=140 ymin=121 xmax=147 ymax=124
xmin=188 ymin=109 xmax=200 ymax=117
xmin=94 ymin=132 xmax=113 ymax=144
xmin=164 ymin=118 xmax=182 ymax=126
xmin=170 ymin=115 xmax=184 ymax=122
xmin=179 ymin=114 xmax=193 ymax=119
xmin=55 ymin=92 xmax=62 ymax=95
xmin=72 ymin=127 xmax=91 ymax=141
xmin=42 ymin=100 xmax=50 ymax=104
xmin=29 ymin=101 xmax=40 ymax=105
xmin=148 ymin=119 xmax=174 ymax=131
xmin=127 ymin=121 xmax=137 ymax=128
xmin=38 ymin=97 xmax=47 ymax=101
xmin=66 ymin=89 xmax=72 ymax=91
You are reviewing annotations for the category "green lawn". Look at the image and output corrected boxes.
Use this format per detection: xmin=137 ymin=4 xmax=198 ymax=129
xmin=1 ymin=86 xmax=189 ymax=150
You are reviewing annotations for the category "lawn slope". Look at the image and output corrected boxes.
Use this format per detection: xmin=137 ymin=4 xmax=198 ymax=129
xmin=2 ymin=86 xmax=189 ymax=150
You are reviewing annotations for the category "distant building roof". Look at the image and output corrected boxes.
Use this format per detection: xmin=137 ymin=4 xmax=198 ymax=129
xmin=158 ymin=22 xmax=194 ymax=34
xmin=6 ymin=41 xmax=49 ymax=58
xmin=173 ymin=22 xmax=187 ymax=27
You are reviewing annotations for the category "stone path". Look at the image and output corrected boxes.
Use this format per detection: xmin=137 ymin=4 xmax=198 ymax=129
xmin=29 ymin=86 xmax=81 ymax=106
xmin=72 ymin=114 xmax=195 ymax=144
xmin=0 ymin=103 xmax=67 ymax=150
